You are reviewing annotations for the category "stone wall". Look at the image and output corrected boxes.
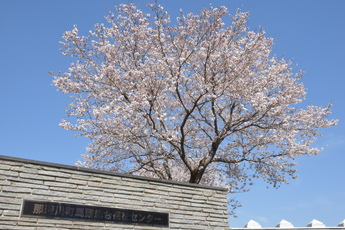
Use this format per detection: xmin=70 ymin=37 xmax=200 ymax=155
xmin=0 ymin=155 xmax=229 ymax=230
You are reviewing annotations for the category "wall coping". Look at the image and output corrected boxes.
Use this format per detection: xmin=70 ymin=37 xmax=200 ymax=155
xmin=0 ymin=154 xmax=227 ymax=192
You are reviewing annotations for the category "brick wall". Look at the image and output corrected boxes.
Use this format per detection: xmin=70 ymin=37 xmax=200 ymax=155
xmin=0 ymin=155 xmax=229 ymax=229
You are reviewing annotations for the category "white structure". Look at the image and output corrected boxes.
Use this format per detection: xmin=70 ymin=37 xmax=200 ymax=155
xmin=276 ymin=220 xmax=294 ymax=228
xmin=233 ymin=219 xmax=345 ymax=230
xmin=307 ymin=219 xmax=326 ymax=228
xmin=338 ymin=220 xmax=345 ymax=228
xmin=245 ymin=220 xmax=262 ymax=229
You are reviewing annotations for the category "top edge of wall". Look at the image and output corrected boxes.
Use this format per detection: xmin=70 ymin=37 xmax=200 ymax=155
xmin=0 ymin=154 xmax=228 ymax=192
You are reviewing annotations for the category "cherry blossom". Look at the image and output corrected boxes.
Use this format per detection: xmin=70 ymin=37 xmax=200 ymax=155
xmin=52 ymin=3 xmax=337 ymax=194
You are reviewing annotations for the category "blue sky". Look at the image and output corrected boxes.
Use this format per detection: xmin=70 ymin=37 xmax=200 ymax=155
xmin=1 ymin=0 xmax=344 ymax=228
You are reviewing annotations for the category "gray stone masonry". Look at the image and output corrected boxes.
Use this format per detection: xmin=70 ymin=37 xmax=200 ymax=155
xmin=0 ymin=155 xmax=229 ymax=230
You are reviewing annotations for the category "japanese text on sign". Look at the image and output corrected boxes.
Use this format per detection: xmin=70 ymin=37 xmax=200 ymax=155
xmin=21 ymin=200 xmax=169 ymax=227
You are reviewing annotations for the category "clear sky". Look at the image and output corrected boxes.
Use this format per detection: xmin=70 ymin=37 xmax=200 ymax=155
xmin=1 ymin=0 xmax=344 ymax=228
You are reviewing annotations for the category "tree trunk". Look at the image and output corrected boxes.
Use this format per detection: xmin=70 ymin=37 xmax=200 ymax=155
xmin=189 ymin=167 xmax=206 ymax=184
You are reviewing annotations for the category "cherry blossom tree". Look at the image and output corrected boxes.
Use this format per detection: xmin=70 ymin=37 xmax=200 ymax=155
xmin=52 ymin=3 xmax=337 ymax=193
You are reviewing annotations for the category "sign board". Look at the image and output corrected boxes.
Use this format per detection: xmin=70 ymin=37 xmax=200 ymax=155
xmin=21 ymin=200 xmax=169 ymax=227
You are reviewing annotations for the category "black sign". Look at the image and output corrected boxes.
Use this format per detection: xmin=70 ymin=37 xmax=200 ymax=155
xmin=21 ymin=200 xmax=169 ymax=227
